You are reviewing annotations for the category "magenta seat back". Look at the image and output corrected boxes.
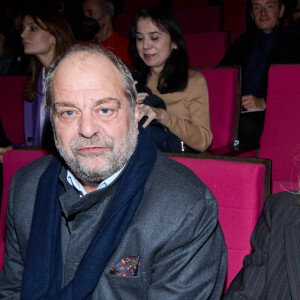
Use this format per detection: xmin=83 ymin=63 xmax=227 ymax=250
xmin=174 ymin=6 xmax=222 ymax=33
xmin=114 ymin=12 xmax=135 ymax=38
xmin=172 ymin=0 xmax=210 ymax=9
xmin=196 ymin=68 xmax=240 ymax=149
xmin=121 ymin=0 xmax=158 ymax=12
xmin=223 ymin=1 xmax=247 ymax=31
xmin=0 ymin=76 xmax=29 ymax=144
xmin=184 ymin=32 xmax=229 ymax=68
xmin=171 ymin=157 xmax=265 ymax=290
xmin=0 ymin=149 xmax=51 ymax=270
xmin=259 ymin=65 xmax=300 ymax=193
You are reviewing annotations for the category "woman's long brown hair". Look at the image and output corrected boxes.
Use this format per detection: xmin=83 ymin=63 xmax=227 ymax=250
xmin=23 ymin=7 xmax=74 ymax=102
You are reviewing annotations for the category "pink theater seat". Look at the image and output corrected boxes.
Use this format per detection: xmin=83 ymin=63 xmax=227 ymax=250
xmin=174 ymin=6 xmax=222 ymax=33
xmin=0 ymin=76 xmax=29 ymax=144
xmin=171 ymin=156 xmax=266 ymax=290
xmin=0 ymin=149 xmax=52 ymax=270
xmin=172 ymin=0 xmax=210 ymax=9
xmin=258 ymin=64 xmax=300 ymax=194
xmin=184 ymin=32 xmax=229 ymax=68
xmin=122 ymin=0 xmax=158 ymax=12
xmin=196 ymin=67 xmax=240 ymax=150
xmin=0 ymin=150 xmax=267 ymax=289
xmin=223 ymin=0 xmax=247 ymax=31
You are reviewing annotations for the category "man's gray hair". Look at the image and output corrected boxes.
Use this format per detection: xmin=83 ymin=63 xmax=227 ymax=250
xmin=100 ymin=0 xmax=115 ymax=19
xmin=45 ymin=44 xmax=137 ymax=115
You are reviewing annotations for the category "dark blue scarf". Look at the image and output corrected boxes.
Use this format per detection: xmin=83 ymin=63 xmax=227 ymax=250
xmin=21 ymin=128 xmax=157 ymax=299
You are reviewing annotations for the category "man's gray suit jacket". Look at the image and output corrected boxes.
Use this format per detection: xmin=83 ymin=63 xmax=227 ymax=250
xmin=0 ymin=151 xmax=227 ymax=299
xmin=224 ymin=191 xmax=300 ymax=299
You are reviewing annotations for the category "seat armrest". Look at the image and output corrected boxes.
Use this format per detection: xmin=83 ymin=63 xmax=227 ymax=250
xmin=209 ymin=144 xmax=258 ymax=156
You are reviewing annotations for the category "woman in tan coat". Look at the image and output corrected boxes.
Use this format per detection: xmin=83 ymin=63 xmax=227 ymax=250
xmin=130 ymin=7 xmax=212 ymax=153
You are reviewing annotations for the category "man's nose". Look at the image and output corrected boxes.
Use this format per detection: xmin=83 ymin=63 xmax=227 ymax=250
xmin=260 ymin=6 xmax=267 ymax=15
xmin=78 ymin=112 xmax=100 ymax=138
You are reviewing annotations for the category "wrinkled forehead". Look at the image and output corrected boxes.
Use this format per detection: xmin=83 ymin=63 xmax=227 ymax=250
xmin=56 ymin=51 xmax=117 ymax=74
xmin=53 ymin=51 xmax=124 ymax=91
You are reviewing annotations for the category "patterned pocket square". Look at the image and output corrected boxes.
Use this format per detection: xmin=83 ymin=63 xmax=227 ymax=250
xmin=109 ymin=256 xmax=141 ymax=277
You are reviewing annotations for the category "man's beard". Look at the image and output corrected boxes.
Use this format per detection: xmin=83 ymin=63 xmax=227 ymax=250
xmin=54 ymin=118 xmax=138 ymax=186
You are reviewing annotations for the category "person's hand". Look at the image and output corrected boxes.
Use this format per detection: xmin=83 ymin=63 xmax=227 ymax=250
xmin=136 ymin=92 xmax=148 ymax=104
xmin=138 ymin=104 xmax=163 ymax=128
xmin=134 ymin=80 xmax=149 ymax=104
xmin=0 ymin=145 xmax=13 ymax=163
xmin=242 ymin=95 xmax=266 ymax=111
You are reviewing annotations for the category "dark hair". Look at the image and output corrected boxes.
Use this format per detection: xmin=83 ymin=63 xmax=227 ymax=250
xmin=247 ymin=0 xmax=285 ymax=14
xmin=0 ymin=17 xmax=10 ymax=48
xmin=22 ymin=7 xmax=74 ymax=102
xmin=130 ymin=7 xmax=189 ymax=94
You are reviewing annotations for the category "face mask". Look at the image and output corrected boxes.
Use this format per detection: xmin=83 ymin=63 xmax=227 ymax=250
xmin=81 ymin=16 xmax=100 ymax=41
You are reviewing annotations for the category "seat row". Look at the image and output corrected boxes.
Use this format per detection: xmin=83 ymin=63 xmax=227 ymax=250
xmin=114 ymin=27 xmax=241 ymax=69
xmin=0 ymin=67 xmax=240 ymax=155
xmin=1 ymin=64 xmax=300 ymax=291
xmin=1 ymin=64 xmax=300 ymax=194
xmin=114 ymin=4 xmax=247 ymax=38
xmin=0 ymin=149 xmax=268 ymax=292
xmin=118 ymin=1 xmax=248 ymax=32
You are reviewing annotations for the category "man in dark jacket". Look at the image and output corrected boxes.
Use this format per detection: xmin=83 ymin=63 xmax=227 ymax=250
xmin=0 ymin=44 xmax=227 ymax=299
xmin=219 ymin=0 xmax=300 ymax=147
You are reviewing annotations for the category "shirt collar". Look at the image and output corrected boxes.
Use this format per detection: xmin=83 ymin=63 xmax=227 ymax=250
xmin=67 ymin=164 xmax=126 ymax=196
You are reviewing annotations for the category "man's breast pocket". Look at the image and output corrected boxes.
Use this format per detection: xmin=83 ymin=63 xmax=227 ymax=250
xmin=109 ymin=256 xmax=141 ymax=277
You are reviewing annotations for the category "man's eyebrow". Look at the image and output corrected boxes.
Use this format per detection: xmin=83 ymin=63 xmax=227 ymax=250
xmin=54 ymin=98 xmax=121 ymax=107
xmin=54 ymin=102 xmax=74 ymax=108
xmin=93 ymin=98 xmax=121 ymax=107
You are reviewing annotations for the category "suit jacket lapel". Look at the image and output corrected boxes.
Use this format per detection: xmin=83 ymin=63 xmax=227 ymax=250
xmin=285 ymin=206 xmax=300 ymax=300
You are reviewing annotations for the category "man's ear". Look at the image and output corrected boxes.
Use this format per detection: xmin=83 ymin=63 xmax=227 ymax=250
xmin=250 ymin=9 xmax=254 ymax=22
xmin=279 ymin=4 xmax=285 ymax=19
xmin=134 ymin=105 xmax=139 ymax=130
xmin=102 ymin=13 xmax=110 ymax=27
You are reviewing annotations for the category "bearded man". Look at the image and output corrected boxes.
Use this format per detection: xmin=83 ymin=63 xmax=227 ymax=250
xmin=0 ymin=44 xmax=226 ymax=299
